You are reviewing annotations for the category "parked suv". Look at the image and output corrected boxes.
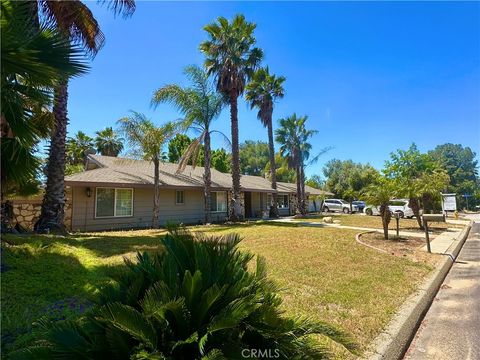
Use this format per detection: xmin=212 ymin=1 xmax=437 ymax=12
xmin=364 ymin=199 xmax=416 ymax=218
xmin=352 ymin=200 xmax=366 ymax=212
xmin=323 ymin=199 xmax=359 ymax=213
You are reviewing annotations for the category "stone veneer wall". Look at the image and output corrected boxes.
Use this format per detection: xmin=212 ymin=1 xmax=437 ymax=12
xmin=227 ymin=191 xmax=245 ymax=219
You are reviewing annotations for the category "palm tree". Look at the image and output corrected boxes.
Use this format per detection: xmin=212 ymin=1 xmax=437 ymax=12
xmin=94 ymin=127 xmax=124 ymax=156
xmin=246 ymin=67 xmax=285 ymax=218
xmin=152 ymin=65 xmax=225 ymax=224
xmin=200 ymin=14 xmax=263 ymax=221
xmin=35 ymin=0 xmax=135 ymax=233
xmin=117 ymin=112 xmax=176 ymax=228
xmin=363 ymin=177 xmax=396 ymax=240
xmin=275 ymin=114 xmax=318 ymax=215
xmin=66 ymin=131 xmax=95 ymax=165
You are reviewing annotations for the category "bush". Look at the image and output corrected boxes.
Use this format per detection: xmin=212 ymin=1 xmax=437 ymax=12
xmin=13 ymin=227 xmax=356 ymax=359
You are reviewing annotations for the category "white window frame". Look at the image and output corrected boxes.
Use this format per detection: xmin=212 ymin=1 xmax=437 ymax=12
xmin=211 ymin=191 xmax=227 ymax=213
xmin=175 ymin=190 xmax=185 ymax=205
xmin=278 ymin=194 xmax=290 ymax=209
xmin=95 ymin=187 xmax=134 ymax=218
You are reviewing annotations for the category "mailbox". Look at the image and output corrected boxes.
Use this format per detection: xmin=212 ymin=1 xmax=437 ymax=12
xmin=422 ymin=214 xmax=446 ymax=223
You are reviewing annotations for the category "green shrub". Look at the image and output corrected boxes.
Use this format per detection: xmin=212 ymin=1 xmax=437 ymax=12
xmin=13 ymin=227 xmax=356 ymax=359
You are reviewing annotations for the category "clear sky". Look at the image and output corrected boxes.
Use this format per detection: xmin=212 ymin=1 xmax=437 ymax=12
xmin=65 ymin=1 xmax=480 ymax=177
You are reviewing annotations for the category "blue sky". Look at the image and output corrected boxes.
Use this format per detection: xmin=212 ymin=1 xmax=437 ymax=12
xmin=65 ymin=1 xmax=480 ymax=177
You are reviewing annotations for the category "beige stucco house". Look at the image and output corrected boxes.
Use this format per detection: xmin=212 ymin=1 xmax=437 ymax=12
xmin=64 ymin=155 xmax=330 ymax=232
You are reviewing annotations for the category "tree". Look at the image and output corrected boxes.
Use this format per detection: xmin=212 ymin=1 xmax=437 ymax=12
xmin=239 ymin=140 xmax=270 ymax=176
xmin=363 ymin=177 xmax=396 ymax=240
xmin=275 ymin=114 xmax=318 ymax=215
xmin=246 ymin=67 xmax=286 ymax=218
xmin=428 ymin=143 xmax=479 ymax=209
xmin=201 ymin=14 xmax=263 ymax=221
xmin=14 ymin=226 xmax=357 ymax=359
xmin=306 ymin=175 xmax=324 ymax=189
xmin=167 ymin=134 xmax=198 ymax=164
xmin=152 ymin=65 xmax=225 ymax=224
xmin=35 ymin=0 xmax=135 ymax=233
xmin=264 ymin=153 xmax=297 ymax=183
xmin=211 ymin=148 xmax=231 ymax=173
xmin=94 ymin=126 xmax=124 ymax=156
xmin=1 ymin=0 xmax=87 ymax=203
xmin=117 ymin=112 xmax=176 ymax=228
xmin=384 ymin=144 xmax=449 ymax=228
xmin=66 ymin=131 xmax=94 ymax=165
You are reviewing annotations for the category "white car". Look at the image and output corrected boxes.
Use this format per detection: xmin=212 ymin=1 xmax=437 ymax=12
xmin=364 ymin=199 xmax=416 ymax=218
xmin=323 ymin=199 xmax=359 ymax=213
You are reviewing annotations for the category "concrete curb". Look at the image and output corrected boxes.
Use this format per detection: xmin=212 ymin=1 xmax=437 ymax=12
xmin=364 ymin=221 xmax=473 ymax=360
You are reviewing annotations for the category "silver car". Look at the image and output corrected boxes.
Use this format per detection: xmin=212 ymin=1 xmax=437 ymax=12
xmin=323 ymin=199 xmax=359 ymax=213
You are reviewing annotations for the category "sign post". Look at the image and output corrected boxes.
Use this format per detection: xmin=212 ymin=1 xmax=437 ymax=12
xmin=422 ymin=214 xmax=446 ymax=253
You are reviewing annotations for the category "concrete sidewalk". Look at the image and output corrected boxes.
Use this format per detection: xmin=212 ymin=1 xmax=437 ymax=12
xmin=404 ymin=222 xmax=480 ymax=359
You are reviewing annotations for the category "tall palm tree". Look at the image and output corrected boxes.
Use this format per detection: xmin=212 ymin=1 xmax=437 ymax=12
xmin=275 ymin=114 xmax=318 ymax=215
xmin=117 ymin=112 xmax=176 ymax=228
xmin=152 ymin=65 xmax=225 ymax=224
xmin=66 ymin=131 xmax=95 ymax=165
xmin=35 ymin=0 xmax=135 ymax=233
xmin=200 ymin=14 xmax=263 ymax=221
xmin=245 ymin=67 xmax=285 ymax=218
xmin=95 ymin=126 xmax=124 ymax=156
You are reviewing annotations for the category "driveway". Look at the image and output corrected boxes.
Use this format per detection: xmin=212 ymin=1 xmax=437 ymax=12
xmin=404 ymin=221 xmax=480 ymax=359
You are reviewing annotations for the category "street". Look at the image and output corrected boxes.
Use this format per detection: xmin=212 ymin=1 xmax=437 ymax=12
xmin=404 ymin=215 xmax=480 ymax=359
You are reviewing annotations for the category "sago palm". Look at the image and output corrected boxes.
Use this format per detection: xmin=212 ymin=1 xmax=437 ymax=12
xmin=13 ymin=226 xmax=357 ymax=359
xmin=200 ymin=14 xmax=263 ymax=221
xmin=35 ymin=0 xmax=135 ymax=233
xmin=95 ymin=126 xmax=124 ymax=156
xmin=245 ymin=67 xmax=285 ymax=218
xmin=275 ymin=114 xmax=318 ymax=215
xmin=66 ymin=130 xmax=94 ymax=165
xmin=152 ymin=65 xmax=225 ymax=224
xmin=117 ymin=112 xmax=176 ymax=228
xmin=363 ymin=177 xmax=396 ymax=240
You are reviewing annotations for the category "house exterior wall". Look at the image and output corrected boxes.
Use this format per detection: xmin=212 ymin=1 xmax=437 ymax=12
xmin=71 ymin=186 xmax=227 ymax=232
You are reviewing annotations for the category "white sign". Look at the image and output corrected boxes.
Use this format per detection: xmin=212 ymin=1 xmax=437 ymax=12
xmin=441 ymin=194 xmax=457 ymax=212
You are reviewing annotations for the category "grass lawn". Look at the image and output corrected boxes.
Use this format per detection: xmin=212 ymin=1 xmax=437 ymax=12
xmin=2 ymin=222 xmax=435 ymax=356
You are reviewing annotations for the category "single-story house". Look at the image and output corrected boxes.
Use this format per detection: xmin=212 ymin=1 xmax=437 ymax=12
xmin=64 ymin=155 xmax=331 ymax=232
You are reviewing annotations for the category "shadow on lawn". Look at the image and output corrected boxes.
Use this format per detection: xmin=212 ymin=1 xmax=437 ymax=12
xmin=1 ymin=242 xmax=126 ymax=354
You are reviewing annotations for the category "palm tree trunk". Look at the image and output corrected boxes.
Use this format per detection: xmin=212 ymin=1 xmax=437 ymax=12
xmin=204 ymin=130 xmax=212 ymax=224
xmin=295 ymin=164 xmax=301 ymax=215
xmin=409 ymin=197 xmax=423 ymax=229
xmin=300 ymin=164 xmax=307 ymax=215
xmin=380 ymin=203 xmax=391 ymax=240
xmin=152 ymin=157 xmax=160 ymax=228
xmin=229 ymin=92 xmax=242 ymax=221
xmin=35 ymin=79 xmax=69 ymax=233
xmin=266 ymin=119 xmax=279 ymax=218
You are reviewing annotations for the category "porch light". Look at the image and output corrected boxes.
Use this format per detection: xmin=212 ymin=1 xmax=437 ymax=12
xmin=86 ymin=187 xmax=92 ymax=198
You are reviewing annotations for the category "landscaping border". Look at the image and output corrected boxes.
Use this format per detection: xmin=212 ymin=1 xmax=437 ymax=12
xmin=364 ymin=220 xmax=473 ymax=360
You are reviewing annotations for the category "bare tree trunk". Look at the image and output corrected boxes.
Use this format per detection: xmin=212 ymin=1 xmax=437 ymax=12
xmin=152 ymin=157 xmax=160 ymax=228
xmin=204 ymin=130 xmax=212 ymax=224
xmin=229 ymin=92 xmax=242 ymax=221
xmin=266 ymin=118 xmax=279 ymax=218
xmin=380 ymin=203 xmax=391 ymax=240
xmin=295 ymin=164 xmax=302 ymax=215
xmin=409 ymin=197 xmax=423 ymax=229
xmin=300 ymin=164 xmax=307 ymax=215
xmin=35 ymin=79 xmax=69 ymax=233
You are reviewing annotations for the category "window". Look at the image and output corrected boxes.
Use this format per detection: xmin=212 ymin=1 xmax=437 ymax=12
xmin=211 ymin=191 xmax=227 ymax=212
xmin=278 ymin=194 xmax=289 ymax=209
xmin=176 ymin=190 xmax=185 ymax=205
xmin=96 ymin=188 xmax=133 ymax=217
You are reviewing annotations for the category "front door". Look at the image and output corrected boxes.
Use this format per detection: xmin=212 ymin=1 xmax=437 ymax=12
xmin=244 ymin=192 xmax=252 ymax=218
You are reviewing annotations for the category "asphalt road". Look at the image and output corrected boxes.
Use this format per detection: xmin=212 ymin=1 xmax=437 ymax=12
xmin=404 ymin=219 xmax=480 ymax=360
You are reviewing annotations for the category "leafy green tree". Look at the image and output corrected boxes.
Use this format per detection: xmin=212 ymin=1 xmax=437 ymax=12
xmin=152 ymin=65 xmax=225 ymax=224
xmin=264 ymin=153 xmax=297 ymax=183
xmin=94 ymin=126 xmax=124 ymax=156
xmin=239 ymin=140 xmax=270 ymax=176
xmin=211 ymin=148 xmax=231 ymax=173
xmin=246 ymin=67 xmax=286 ymax=217
xmin=306 ymin=175 xmax=324 ymax=189
xmin=1 ymin=1 xmax=87 ymax=202
xmin=275 ymin=114 xmax=318 ymax=215
xmin=201 ymin=14 xmax=263 ymax=221
xmin=14 ymin=227 xmax=357 ymax=359
xmin=363 ymin=177 xmax=397 ymax=240
xmin=36 ymin=0 xmax=135 ymax=233
xmin=428 ymin=143 xmax=479 ymax=209
xmin=66 ymin=131 xmax=94 ymax=165
xmin=384 ymin=144 xmax=449 ymax=228
xmin=167 ymin=134 xmax=198 ymax=164
xmin=118 ymin=112 xmax=176 ymax=228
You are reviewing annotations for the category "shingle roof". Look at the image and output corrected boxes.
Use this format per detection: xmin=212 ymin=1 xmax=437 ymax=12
xmin=65 ymin=155 xmax=332 ymax=195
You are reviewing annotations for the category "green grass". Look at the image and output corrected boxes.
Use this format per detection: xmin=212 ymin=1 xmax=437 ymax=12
xmin=1 ymin=223 xmax=434 ymax=355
